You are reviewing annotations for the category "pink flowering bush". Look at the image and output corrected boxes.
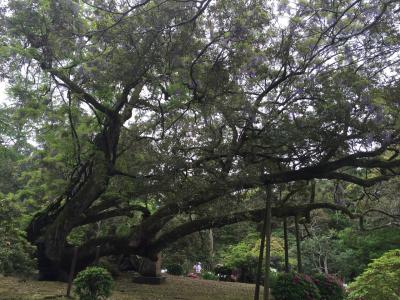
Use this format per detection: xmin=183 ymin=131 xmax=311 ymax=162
xmin=271 ymin=272 xmax=321 ymax=300
xmin=313 ymin=274 xmax=345 ymax=300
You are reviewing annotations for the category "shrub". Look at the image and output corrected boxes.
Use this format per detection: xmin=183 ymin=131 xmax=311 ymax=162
xmin=221 ymin=240 xmax=259 ymax=282
xmin=0 ymin=196 xmax=36 ymax=277
xmin=268 ymin=269 xmax=279 ymax=287
xmin=312 ymin=273 xmax=344 ymax=300
xmin=73 ymin=266 xmax=114 ymax=300
xmin=271 ymin=272 xmax=321 ymax=300
xmin=214 ymin=264 xmax=231 ymax=281
xmin=202 ymin=271 xmax=219 ymax=281
xmin=165 ymin=263 xmax=184 ymax=276
xmin=346 ymin=249 xmax=400 ymax=300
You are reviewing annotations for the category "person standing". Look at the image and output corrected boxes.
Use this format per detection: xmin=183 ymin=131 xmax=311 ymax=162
xmin=193 ymin=262 xmax=202 ymax=274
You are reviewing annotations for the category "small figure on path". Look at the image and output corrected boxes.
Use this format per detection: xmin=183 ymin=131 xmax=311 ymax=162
xmin=193 ymin=262 xmax=202 ymax=274
xmin=187 ymin=262 xmax=202 ymax=279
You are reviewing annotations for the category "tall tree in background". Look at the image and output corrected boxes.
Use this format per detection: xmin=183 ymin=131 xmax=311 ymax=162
xmin=1 ymin=0 xmax=400 ymax=280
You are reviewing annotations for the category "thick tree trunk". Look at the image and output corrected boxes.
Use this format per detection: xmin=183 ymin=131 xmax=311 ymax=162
xmin=36 ymin=243 xmax=69 ymax=281
xmin=46 ymin=157 xmax=109 ymax=257
xmin=34 ymin=231 xmax=143 ymax=280
xmin=36 ymin=243 xmax=100 ymax=281
xmin=26 ymin=129 xmax=117 ymax=280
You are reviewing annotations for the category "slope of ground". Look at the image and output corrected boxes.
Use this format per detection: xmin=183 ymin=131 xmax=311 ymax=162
xmin=0 ymin=274 xmax=260 ymax=300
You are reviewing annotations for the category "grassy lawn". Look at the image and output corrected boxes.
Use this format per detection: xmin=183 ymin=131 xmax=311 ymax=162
xmin=0 ymin=274 xmax=260 ymax=300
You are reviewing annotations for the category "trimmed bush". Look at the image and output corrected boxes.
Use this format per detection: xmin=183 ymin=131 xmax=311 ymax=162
xmin=202 ymin=271 xmax=219 ymax=281
xmin=165 ymin=263 xmax=184 ymax=276
xmin=271 ymin=272 xmax=321 ymax=300
xmin=313 ymin=273 xmax=344 ymax=300
xmin=347 ymin=249 xmax=400 ymax=300
xmin=73 ymin=266 xmax=114 ymax=300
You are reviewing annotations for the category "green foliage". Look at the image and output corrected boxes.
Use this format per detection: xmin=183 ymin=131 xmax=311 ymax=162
xmin=73 ymin=267 xmax=114 ymax=300
xmin=299 ymin=209 xmax=400 ymax=282
xmin=222 ymin=239 xmax=258 ymax=268
xmin=347 ymin=249 xmax=400 ymax=300
xmin=220 ymin=239 xmax=259 ymax=283
xmin=0 ymin=195 xmax=36 ymax=277
xmin=313 ymin=274 xmax=344 ymax=300
xmin=165 ymin=263 xmax=184 ymax=276
xmin=271 ymin=272 xmax=321 ymax=300
xmin=301 ymin=230 xmax=356 ymax=280
xmin=268 ymin=270 xmax=279 ymax=287
xmin=0 ymin=146 xmax=20 ymax=194
xmin=219 ymin=234 xmax=285 ymax=282
xmin=339 ymin=228 xmax=400 ymax=279
xmin=202 ymin=271 xmax=219 ymax=281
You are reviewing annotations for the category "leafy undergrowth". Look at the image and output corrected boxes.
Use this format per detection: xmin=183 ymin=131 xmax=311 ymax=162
xmin=0 ymin=274 xmax=258 ymax=300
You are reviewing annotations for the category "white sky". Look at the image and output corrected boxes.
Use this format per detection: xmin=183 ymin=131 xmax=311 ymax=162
xmin=0 ymin=81 xmax=8 ymax=105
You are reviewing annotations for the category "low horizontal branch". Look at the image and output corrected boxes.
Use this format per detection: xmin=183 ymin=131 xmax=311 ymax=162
xmin=80 ymin=205 xmax=150 ymax=225
xmin=149 ymin=202 xmax=360 ymax=253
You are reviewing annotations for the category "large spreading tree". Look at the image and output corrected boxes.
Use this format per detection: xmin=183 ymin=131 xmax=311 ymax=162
xmin=1 ymin=0 xmax=400 ymax=280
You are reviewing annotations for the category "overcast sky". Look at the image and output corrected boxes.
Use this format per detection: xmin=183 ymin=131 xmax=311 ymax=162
xmin=0 ymin=82 xmax=8 ymax=105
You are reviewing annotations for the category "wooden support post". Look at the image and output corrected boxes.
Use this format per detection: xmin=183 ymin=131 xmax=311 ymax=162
xmin=66 ymin=246 xmax=78 ymax=298
xmin=295 ymin=215 xmax=303 ymax=273
xmin=254 ymin=185 xmax=272 ymax=300
xmin=94 ymin=245 xmax=101 ymax=265
xmin=155 ymin=253 xmax=162 ymax=277
xmin=283 ymin=217 xmax=289 ymax=273
xmin=254 ymin=199 xmax=268 ymax=299
xmin=209 ymin=229 xmax=215 ymax=270
xmin=264 ymin=185 xmax=272 ymax=300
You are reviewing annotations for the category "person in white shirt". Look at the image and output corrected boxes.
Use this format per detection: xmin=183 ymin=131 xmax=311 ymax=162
xmin=193 ymin=262 xmax=202 ymax=274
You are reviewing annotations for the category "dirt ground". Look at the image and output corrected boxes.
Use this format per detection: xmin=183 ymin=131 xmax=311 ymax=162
xmin=0 ymin=273 xmax=261 ymax=300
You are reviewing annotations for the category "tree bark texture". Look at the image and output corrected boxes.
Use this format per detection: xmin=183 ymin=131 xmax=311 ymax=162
xmin=254 ymin=186 xmax=271 ymax=300
xmin=283 ymin=217 xmax=289 ymax=273
xmin=295 ymin=215 xmax=303 ymax=273
xmin=263 ymin=185 xmax=272 ymax=300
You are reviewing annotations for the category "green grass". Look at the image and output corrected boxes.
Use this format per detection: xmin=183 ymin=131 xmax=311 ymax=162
xmin=0 ymin=274 xmax=261 ymax=300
